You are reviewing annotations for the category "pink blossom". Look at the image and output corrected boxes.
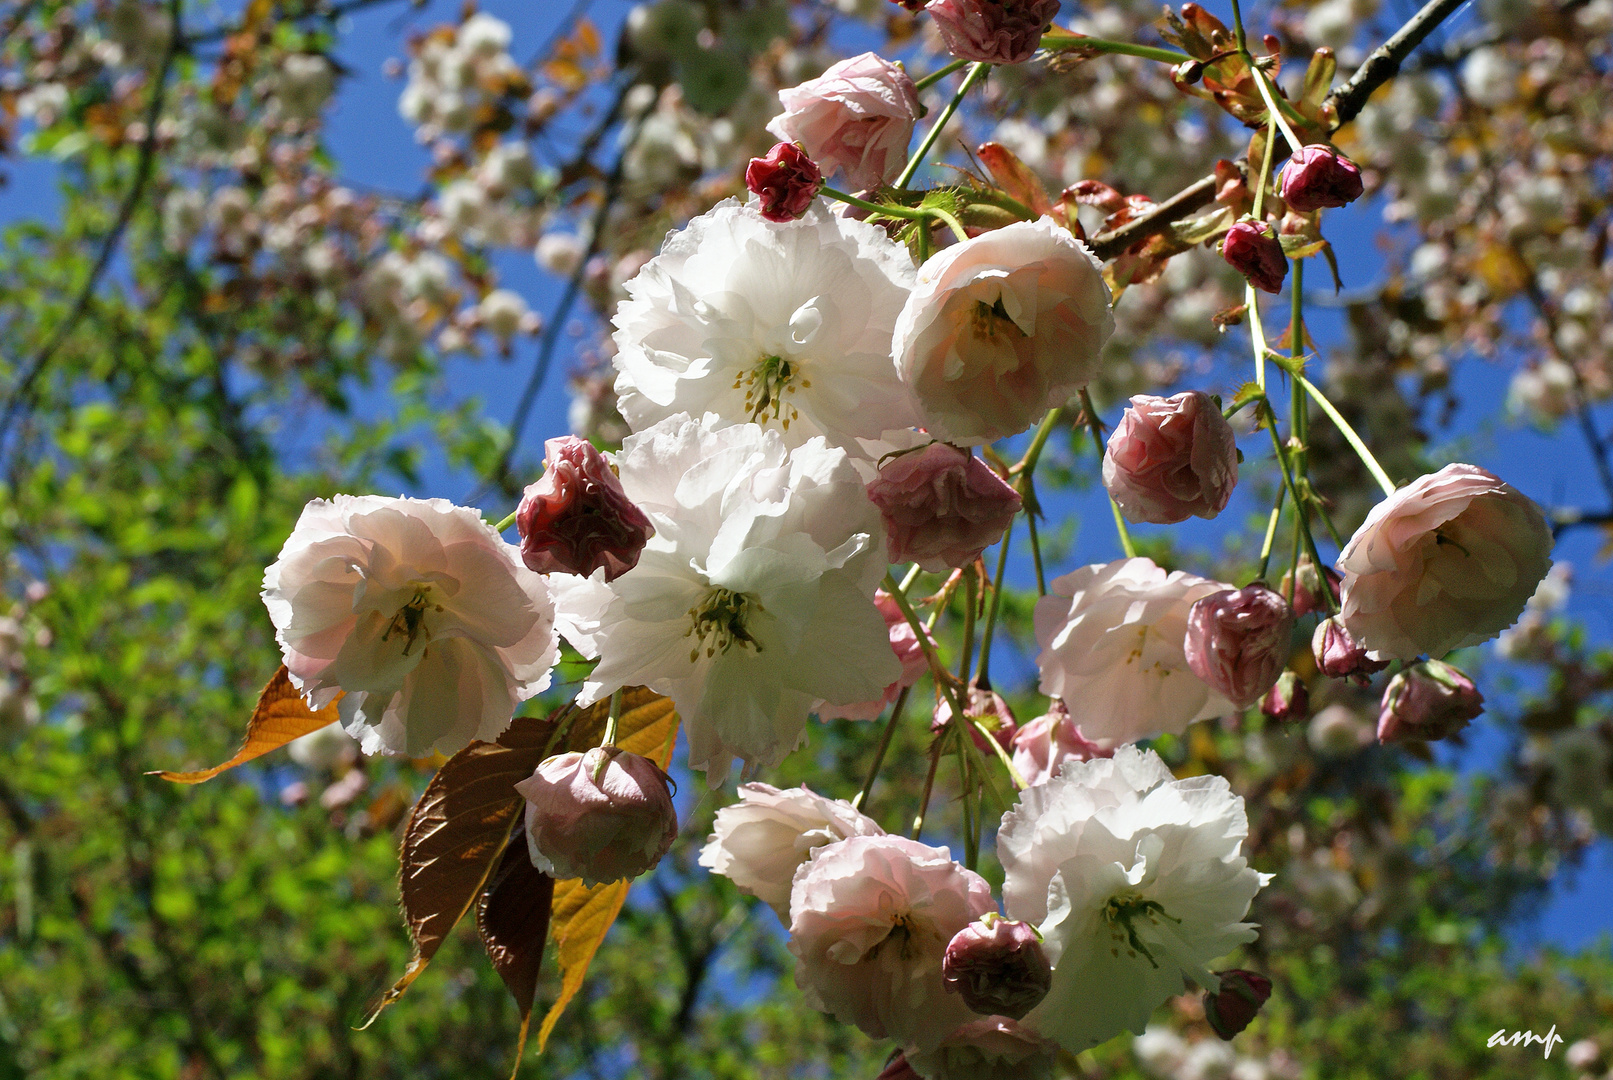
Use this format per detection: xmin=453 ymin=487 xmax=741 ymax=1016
xmin=746 ymin=141 xmax=823 ymax=222
xmin=1337 ymin=463 xmax=1553 ymax=660
xmin=1221 ymin=219 xmax=1287 ymax=293
xmin=788 ymin=835 xmax=994 ymax=1052
xmin=942 ymin=914 xmax=1052 ymax=1019
xmin=516 ymin=436 xmax=654 ymax=582
xmin=932 ymin=683 xmax=1018 ymax=752
xmin=1009 ymin=699 xmax=1111 ymax=788
xmin=1102 ymin=391 xmax=1239 ymax=525
xmin=867 ymin=443 xmax=1022 ymax=573
xmin=1377 ymin=660 xmax=1484 ymax=744
xmin=1280 ymin=557 xmax=1341 ymax=616
xmin=1260 ymin=670 xmax=1308 ymax=722
xmin=1279 ymin=144 xmax=1365 ymax=213
xmin=1184 ymin=583 xmax=1296 ymax=709
xmin=514 ymin=746 xmax=678 ymax=887
xmin=766 ymin=53 xmax=920 ymax=193
xmin=925 ymin=0 xmax=1063 ymax=65
xmin=817 ymin=589 xmax=934 ymax=721
xmin=906 ymin=1017 xmax=1059 ymax=1080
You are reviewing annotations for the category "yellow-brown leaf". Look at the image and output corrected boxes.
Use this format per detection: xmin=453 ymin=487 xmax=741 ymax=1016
xmin=153 ymin=665 xmax=341 ymax=783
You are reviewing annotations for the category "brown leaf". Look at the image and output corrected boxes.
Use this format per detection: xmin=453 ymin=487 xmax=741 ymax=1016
xmin=976 ymin=142 xmax=1053 ymax=217
xmin=152 ymin=665 xmax=342 ymax=783
xmin=360 ymin=706 xmax=569 ymax=1026
xmin=478 ymin=835 xmax=555 ymax=1077
xmin=534 ymin=689 xmax=679 ymax=1052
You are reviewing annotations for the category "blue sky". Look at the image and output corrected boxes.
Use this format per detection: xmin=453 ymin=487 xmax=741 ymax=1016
xmin=10 ymin=0 xmax=1608 ymax=951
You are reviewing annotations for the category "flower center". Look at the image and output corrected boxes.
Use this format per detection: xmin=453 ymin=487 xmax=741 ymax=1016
xmin=970 ymin=296 xmax=1026 ymax=343
xmin=1102 ymin=890 xmax=1181 ymax=968
xmin=382 ymin=585 xmax=443 ymax=657
xmin=685 ymin=587 xmax=764 ymax=662
xmin=734 ymin=354 xmax=811 ymax=430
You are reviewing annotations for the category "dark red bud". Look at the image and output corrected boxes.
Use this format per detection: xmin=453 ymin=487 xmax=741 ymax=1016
xmin=517 ymin=436 xmax=655 ymax=581
xmin=1260 ymin=670 xmax=1309 ymax=722
xmin=1279 ymin=144 xmax=1365 ymax=213
xmin=1222 ymin=219 xmax=1288 ymax=293
xmin=746 ymin=142 xmax=823 ymax=223
xmin=1204 ymin=969 xmax=1273 ymax=1039
xmin=942 ymin=915 xmax=1052 ymax=1019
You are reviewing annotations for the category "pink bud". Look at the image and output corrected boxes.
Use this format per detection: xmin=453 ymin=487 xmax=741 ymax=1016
xmin=1204 ymin=969 xmax=1272 ymax=1040
xmin=1184 ymin=583 xmax=1296 ymax=709
xmin=867 ymin=443 xmax=1022 ymax=573
xmin=1010 ymin=698 xmax=1112 ymax=786
xmin=932 ymin=684 xmax=1017 ymax=752
xmin=513 ymin=746 xmax=678 ymax=887
xmin=745 ymin=141 xmax=824 ymax=223
xmin=766 ymin=52 xmax=920 ymax=193
xmin=1260 ymin=670 xmax=1309 ymax=722
xmin=516 ymin=437 xmax=654 ymax=581
xmin=925 ymin=0 xmax=1063 ymax=65
xmin=1102 ymin=391 xmax=1239 ymax=525
xmin=1377 ymin=660 xmax=1484 ymax=744
xmin=1280 ymin=557 xmax=1341 ymax=617
xmin=1279 ymin=144 xmax=1365 ymax=213
xmin=1221 ymin=219 xmax=1287 ymax=294
xmin=942 ymin=914 xmax=1052 ymax=1019
xmin=1312 ymin=616 xmax=1390 ymax=682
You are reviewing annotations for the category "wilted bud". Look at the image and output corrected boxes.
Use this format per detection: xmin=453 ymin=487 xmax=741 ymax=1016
xmin=1260 ymin=670 xmax=1308 ymax=722
xmin=867 ymin=442 xmax=1022 ymax=574
xmin=1184 ymin=583 xmax=1296 ymax=708
xmin=1280 ymin=557 xmax=1341 ymax=617
xmin=516 ymin=436 xmax=655 ymax=581
xmin=1221 ymin=219 xmax=1287 ymax=294
xmin=1377 ymin=660 xmax=1484 ymax=744
xmin=942 ymin=913 xmax=1052 ymax=1019
xmin=1312 ymin=616 xmax=1390 ymax=682
xmin=1279 ymin=144 xmax=1365 ymax=213
xmin=933 ymin=684 xmax=1018 ymax=752
xmin=745 ymin=141 xmax=823 ymax=223
xmin=925 ymin=0 xmax=1063 ymax=65
xmin=1203 ymin=969 xmax=1272 ymax=1040
xmin=514 ymin=746 xmax=678 ymax=887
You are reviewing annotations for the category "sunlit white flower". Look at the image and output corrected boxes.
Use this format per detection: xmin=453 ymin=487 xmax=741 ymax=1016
xmin=998 ymin=747 xmax=1267 ymax=1052
xmin=1034 ymin=558 xmax=1237 ymax=744
xmin=262 ymin=495 xmax=559 ymax=757
xmin=554 ymin=414 xmax=899 ymax=782
xmin=611 ymin=199 xmax=920 ymax=457
xmin=788 ymin=834 xmax=994 ymax=1052
xmin=698 ymin=782 xmax=883 ymax=920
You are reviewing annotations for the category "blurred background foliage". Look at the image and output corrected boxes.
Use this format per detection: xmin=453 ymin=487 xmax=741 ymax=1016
xmin=0 ymin=0 xmax=1609 ymax=1077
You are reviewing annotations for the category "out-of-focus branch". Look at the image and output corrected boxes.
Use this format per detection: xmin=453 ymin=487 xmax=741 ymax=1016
xmin=0 ymin=0 xmax=184 ymax=450
xmin=185 ymin=0 xmax=407 ymax=44
xmin=1088 ymin=0 xmax=1472 ymax=259
xmin=1549 ymin=508 xmax=1613 ymax=537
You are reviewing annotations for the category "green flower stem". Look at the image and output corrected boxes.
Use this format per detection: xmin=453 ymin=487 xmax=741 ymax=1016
xmin=1079 ymin=388 xmax=1136 ymax=558
xmin=1250 ymin=121 xmax=1279 ymax=223
xmin=914 ymin=57 xmax=971 ymax=92
xmin=899 ymin=562 xmax=924 ymax=594
xmin=818 ymin=186 xmax=928 ymax=220
xmin=883 ymin=571 xmax=967 ymax=729
xmin=493 ymin=509 xmax=518 ymax=533
xmin=1250 ymin=65 xmax=1305 ymax=155
xmin=1228 ymin=0 xmax=1251 ymax=53
xmin=1262 ymin=402 xmax=1336 ymax=613
xmin=1038 ymin=34 xmax=1192 ymax=65
xmin=1026 ymin=511 xmax=1047 ymax=595
xmin=968 ymin=188 xmax=1037 ymax=221
xmin=928 ymin=205 xmax=970 ymax=244
xmin=958 ymin=568 xmax=978 ymax=682
xmin=1247 ymin=285 xmax=1271 ymax=392
xmin=601 ymin=687 xmax=624 ymax=748
xmin=895 ymin=61 xmax=990 ymax=190
xmin=1297 ymin=373 xmax=1397 ymax=497
xmin=852 ymin=685 xmax=911 ymax=813
xmin=975 ymin=522 xmax=1012 ymax=685
xmin=910 ymin=734 xmax=945 ymax=840
xmin=1256 ymin=483 xmax=1286 ymax=581
xmin=957 ymin=742 xmax=978 ymax=869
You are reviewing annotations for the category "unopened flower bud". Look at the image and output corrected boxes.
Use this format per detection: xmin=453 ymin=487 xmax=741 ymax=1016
xmin=867 ymin=443 xmax=1022 ymax=573
xmin=1377 ymin=660 xmax=1484 ymax=744
xmin=1221 ymin=219 xmax=1287 ymax=294
xmin=1279 ymin=144 xmax=1365 ymax=213
xmin=933 ymin=684 xmax=1018 ymax=752
xmin=1103 ymin=391 xmax=1239 ymax=525
xmin=1260 ymin=670 xmax=1308 ymax=722
xmin=516 ymin=436 xmax=655 ymax=581
xmin=942 ymin=913 xmax=1052 ymax=1019
xmin=1203 ymin=969 xmax=1272 ymax=1040
xmin=1280 ymin=557 xmax=1341 ymax=617
xmin=746 ymin=141 xmax=823 ymax=223
xmin=513 ymin=746 xmax=678 ymax=887
xmin=1312 ymin=616 xmax=1389 ymax=682
xmin=1185 ymin=583 xmax=1296 ymax=708
xmin=925 ymin=0 xmax=1063 ymax=65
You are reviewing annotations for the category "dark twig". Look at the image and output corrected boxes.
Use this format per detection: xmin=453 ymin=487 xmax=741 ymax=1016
xmin=184 ymin=0 xmax=405 ymax=44
xmin=1089 ymin=0 xmax=1471 ymax=259
xmin=0 ymin=0 xmax=184 ymax=449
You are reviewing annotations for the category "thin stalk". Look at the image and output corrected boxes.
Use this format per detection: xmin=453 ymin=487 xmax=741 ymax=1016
xmin=1078 ymin=389 xmax=1136 ymax=557
xmin=884 ymin=571 xmax=969 ymax=735
xmin=910 ymin=734 xmax=945 ymax=840
xmin=968 ymin=714 xmax=1028 ymax=792
xmin=1248 ymin=286 xmax=1269 ymax=392
xmin=958 ymin=569 xmax=978 ymax=682
xmin=1250 ymin=121 xmax=1279 ymax=221
xmin=1285 ymin=505 xmax=1304 ymax=604
xmin=1263 ymin=404 xmax=1335 ymax=613
xmin=601 ymin=687 xmax=625 ymax=747
xmin=899 ymin=563 xmax=924 ymax=594
xmin=1251 ymin=66 xmax=1305 ymax=155
xmin=1026 ymin=512 xmax=1047 ymax=596
xmin=975 ymin=525 xmax=1013 ymax=685
xmin=494 ymin=509 xmax=518 ymax=533
xmin=958 ymin=743 xmax=978 ymax=870
xmin=914 ymin=57 xmax=970 ymax=92
xmin=1039 ymin=33 xmax=1192 ymax=65
xmin=820 ymin=186 xmax=930 ymax=220
xmin=852 ymin=686 xmax=910 ymax=813
xmin=1228 ymin=0 xmax=1251 ymax=52
xmin=896 ymin=61 xmax=990 ymax=189
xmin=1297 ymin=373 xmax=1397 ymax=496
xmin=928 ymin=205 xmax=970 ymax=244
xmin=1016 ymin=407 xmax=1065 ymax=476
xmin=1256 ymin=484 xmax=1286 ymax=581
